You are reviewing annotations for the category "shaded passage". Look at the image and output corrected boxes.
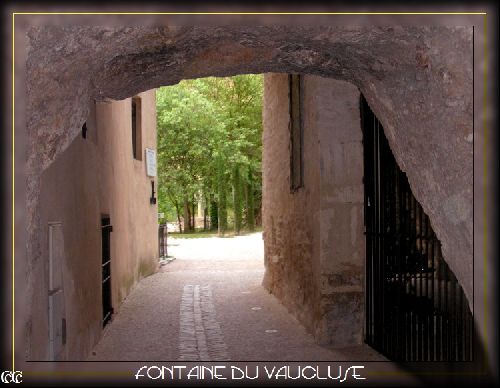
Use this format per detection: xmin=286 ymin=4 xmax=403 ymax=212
xmin=89 ymin=233 xmax=393 ymax=362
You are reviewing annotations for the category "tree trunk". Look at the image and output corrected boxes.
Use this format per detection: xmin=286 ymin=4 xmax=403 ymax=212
xmin=210 ymin=199 xmax=218 ymax=231
xmin=246 ymin=171 xmax=255 ymax=232
xmin=174 ymin=201 xmax=183 ymax=234
xmin=233 ymin=165 xmax=242 ymax=235
xmin=183 ymin=197 xmax=191 ymax=233
xmin=217 ymin=158 xmax=227 ymax=236
xmin=166 ymin=189 xmax=183 ymax=233
xmin=203 ymin=195 xmax=208 ymax=230
xmin=191 ymin=200 xmax=196 ymax=231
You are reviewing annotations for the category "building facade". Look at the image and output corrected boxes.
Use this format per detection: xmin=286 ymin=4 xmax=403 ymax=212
xmin=32 ymin=90 xmax=158 ymax=360
xmin=262 ymin=74 xmax=474 ymax=361
xmin=263 ymin=74 xmax=365 ymax=346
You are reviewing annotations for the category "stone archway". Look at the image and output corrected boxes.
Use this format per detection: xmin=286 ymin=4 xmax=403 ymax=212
xmin=24 ymin=26 xmax=473 ymax=356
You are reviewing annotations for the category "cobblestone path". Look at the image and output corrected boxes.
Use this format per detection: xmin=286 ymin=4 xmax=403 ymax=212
xmin=87 ymin=231 xmax=415 ymax=384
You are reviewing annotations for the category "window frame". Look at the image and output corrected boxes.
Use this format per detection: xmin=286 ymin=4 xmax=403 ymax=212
xmin=131 ymin=96 xmax=143 ymax=161
xmin=289 ymin=74 xmax=304 ymax=192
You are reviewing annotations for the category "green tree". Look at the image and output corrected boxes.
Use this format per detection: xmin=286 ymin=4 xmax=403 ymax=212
xmin=232 ymin=165 xmax=243 ymax=234
xmin=156 ymin=83 xmax=219 ymax=232
xmin=156 ymin=74 xmax=263 ymax=236
xmin=246 ymin=170 xmax=256 ymax=231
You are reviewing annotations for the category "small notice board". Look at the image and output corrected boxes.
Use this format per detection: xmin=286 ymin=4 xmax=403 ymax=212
xmin=145 ymin=148 xmax=157 ymax=177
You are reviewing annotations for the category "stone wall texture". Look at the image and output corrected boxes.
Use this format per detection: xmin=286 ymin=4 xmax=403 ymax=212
xmin=262 ymin=73 xmax=322 ymax=336
xmin=315 ymin=78 xmax=365 ymax=346
xmin=36 ymin=90 xmax=158 ymax=360
xmin=263 ymin=74 xmax=365 ymax=347
xmin=22 ymin=26 xmax=473 ymax=359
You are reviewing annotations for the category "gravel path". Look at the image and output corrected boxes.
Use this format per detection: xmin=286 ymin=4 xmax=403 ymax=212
xmin=87 ymin=233 xmax=395 ymax=363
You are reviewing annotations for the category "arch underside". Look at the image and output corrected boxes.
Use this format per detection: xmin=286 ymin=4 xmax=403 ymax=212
xmin=24 ymin=25 xmax=473 ymax=350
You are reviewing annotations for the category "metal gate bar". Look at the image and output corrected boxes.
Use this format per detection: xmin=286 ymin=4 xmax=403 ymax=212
xmin=159 ymin=223 xmax=168 ymax=258
xmin=361 ymin=96 xmax=473 ymax=362
xmin=101 ymin=217 xmax=113 ymax=327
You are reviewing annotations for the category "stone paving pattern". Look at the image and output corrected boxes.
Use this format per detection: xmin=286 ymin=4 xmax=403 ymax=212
xmin=89 ymin=233 xmax=396 ymax=362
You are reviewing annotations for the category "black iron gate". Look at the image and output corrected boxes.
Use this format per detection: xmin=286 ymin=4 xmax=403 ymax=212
xmin=159 ymin=223 xmax=167 ymax=258
xmin=361 ymin=96 xmax=473 ymax=362
xmin=101 ymin=216 xmax=113 ymax=327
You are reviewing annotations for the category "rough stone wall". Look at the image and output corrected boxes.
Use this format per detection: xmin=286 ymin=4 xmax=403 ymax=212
xmin=25 ymin=26 xmax=473 ymax=305
xmin=37 ymin=90 xmax=158 ymax=360
xmin=263 ymin=74 xmax=365 ymax=347
xmin=22 ymin=26 xmax=474 ymax=359
xmin=262 ymin=73 xmax=322 ymax=333
xmin=314 ymin=78 xmax=365 ymax=346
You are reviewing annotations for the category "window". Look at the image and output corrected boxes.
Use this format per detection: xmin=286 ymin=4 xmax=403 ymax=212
xmin=131 ymin=96 xmax=142 ymax=160
xmin=289 ymin=74 xmax=303 ymax=191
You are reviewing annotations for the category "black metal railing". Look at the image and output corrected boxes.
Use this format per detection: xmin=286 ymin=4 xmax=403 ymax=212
xmin=159 ymin=223 xmax=168 ymax=258
xmin=361 ymin=96 xmax=473 ymax=361
xmin=101 ymin=216 xmax=113 ymax=327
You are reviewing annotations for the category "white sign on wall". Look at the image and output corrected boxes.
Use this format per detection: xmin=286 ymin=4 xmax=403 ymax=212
xmin=145 ymin=148 xmax=157 ymax=177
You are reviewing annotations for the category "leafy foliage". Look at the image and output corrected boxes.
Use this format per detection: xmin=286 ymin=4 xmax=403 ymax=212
xmin=157 ymin=75 xmax=263 ymax=235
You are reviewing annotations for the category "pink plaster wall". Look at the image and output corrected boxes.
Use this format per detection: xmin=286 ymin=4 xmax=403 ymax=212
xmin=37 ymin=90 xmax=158 ymax=360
